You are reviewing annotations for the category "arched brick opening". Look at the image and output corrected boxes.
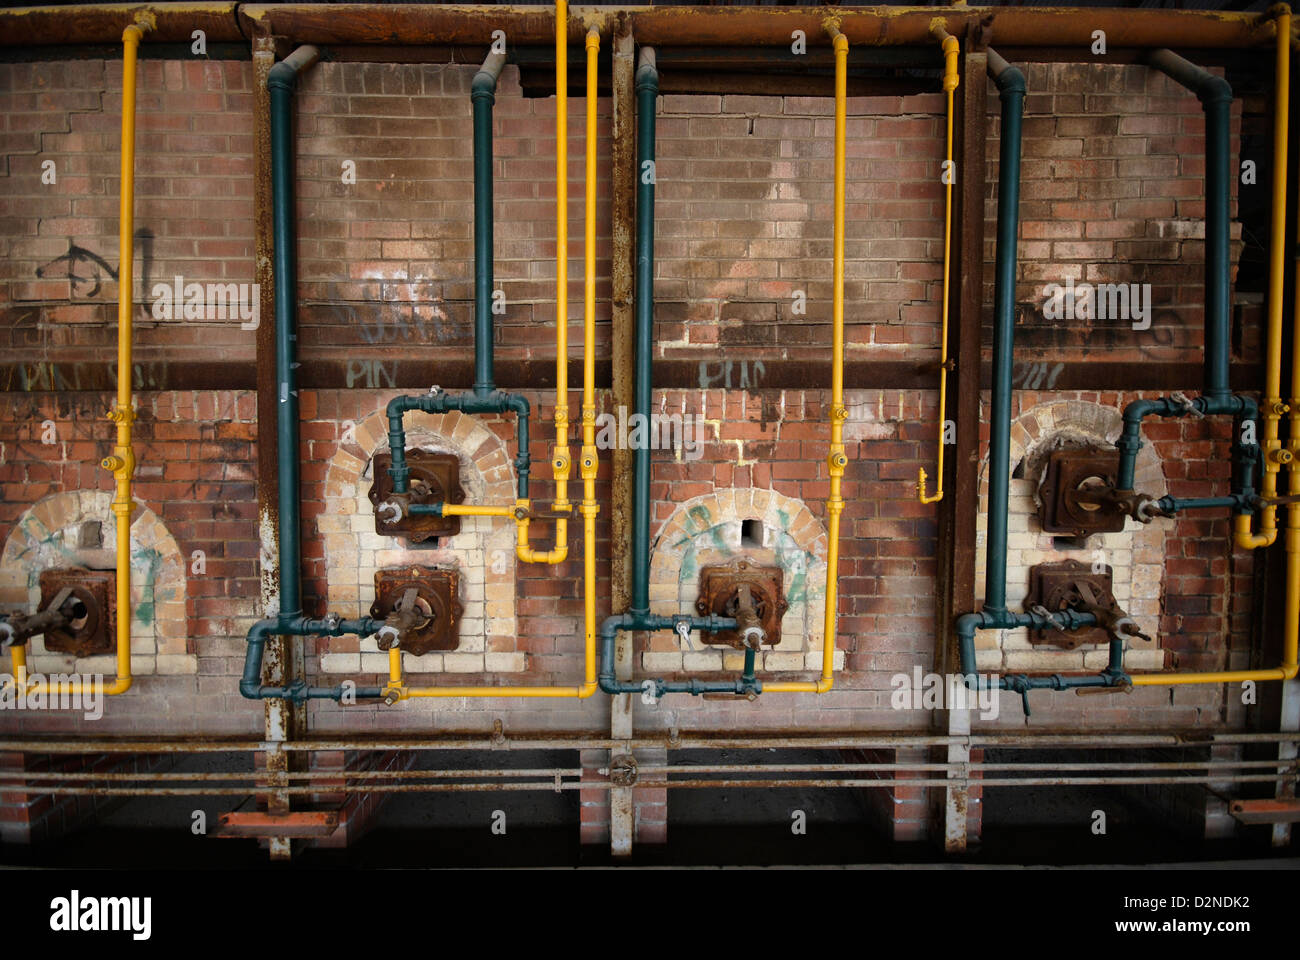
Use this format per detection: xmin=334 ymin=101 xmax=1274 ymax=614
xmin=646 ymin=487 xmax=838 ymax=674
xmin=975 ymin=398 xmax=1168 ymax=672
xmin=0 ymin=490 xmax=190 ymax=676
xmin=318 ymin=405 xmax=523 ymax=677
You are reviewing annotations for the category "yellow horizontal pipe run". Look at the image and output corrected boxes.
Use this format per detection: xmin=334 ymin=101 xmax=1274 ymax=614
xmin=440 ymin=503 xmax=515 ymax=518
xmin=398 ymin=685 xmax=597 ymax=699
xmin=1130 ymin=665 xmax=1297 ymax=686
xmin=763 ymin=679 xmax=833 ymax=694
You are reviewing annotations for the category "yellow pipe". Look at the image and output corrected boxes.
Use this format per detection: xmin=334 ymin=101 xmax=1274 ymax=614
xmin=917 ymin=23 xmax=959 ymax=505
xmin=548 ymin=0 xmax=572 ymax=518
xmin=579 ymin=24 xmax=601 ymax=691
xmin=1131 ymin=666 xmax=1295 ymax=686
xmin=508 ymin=0 xmax=573 ymax=565
xmin=768 ymin=22 xmax=849 ymax=695
xmin=16 ymin=17 xmax=152 ymax=701
xmin=381 ymin=12 xmax=601 ymax=701
xmin=1236 ymin=5 xmax=1290 ymax=549
xmin=440 ymin=504 xmax=516 ymax=518
xmin=1132 ymin=8 xmax=1298 ymax=688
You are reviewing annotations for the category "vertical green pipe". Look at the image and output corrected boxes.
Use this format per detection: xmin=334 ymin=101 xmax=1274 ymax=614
xmin=632 ymin=48 xmax=657 ymax=616
xmin=472 ymin=53 xmax=506 ymax=397
xmin=1147 ymin=50 xmax=1233 ymax=400
xmin=268 ymin=50 xmax=317 ymax=619
xmin=984 ymin=52 xmax=1025 ymax=615
xmin=1203 ymin=95 xmax=1231 ymax=400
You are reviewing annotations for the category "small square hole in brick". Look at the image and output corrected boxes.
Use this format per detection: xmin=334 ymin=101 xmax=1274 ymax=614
xmin=741 ymin=519 xmax=763 ymax=549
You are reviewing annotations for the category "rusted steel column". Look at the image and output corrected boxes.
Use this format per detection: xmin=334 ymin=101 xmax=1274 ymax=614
xmin=942 ymin=37 xmax=989 ymax=856
xmin=253 ymin=34 xmax=295 ymax=862
xmin=608 ymin=16 xmax=637 ymax=859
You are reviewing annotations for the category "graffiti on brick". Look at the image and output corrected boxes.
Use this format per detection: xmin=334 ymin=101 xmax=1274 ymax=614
xmin=1011 ymin=362 xmax=1064 ymax=391
xmin=35 ymin=231 xmax=155 ymax=308
xmin=3 ymin=359 xmax=170 ymax=393
xmin=698 ymin=359 xmax=765 ymax=390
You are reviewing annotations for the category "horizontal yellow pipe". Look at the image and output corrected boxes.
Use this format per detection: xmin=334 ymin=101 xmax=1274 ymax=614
xmin=763 ymin=679 xmax=833 ymax=694
xmin=1130 ymin=665 xmax=1297 ymax=686
xmin=440 ymin=503 xmax=516 ymax=518
xmin=400 ymin=684 xmax=597 ymax=699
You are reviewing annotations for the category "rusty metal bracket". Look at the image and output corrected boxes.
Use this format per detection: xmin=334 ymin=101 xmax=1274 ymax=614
xmin=1024 ymin=560 xmax=1119 ymax=649
xmin=39 ymin=568 xmax=115 ymax=658
xmin=369 ymin=567 xmax=464 ymax=656
xmin=694 ymin=559 xmax=787 ymax=649
xmin=369 ymin=450 xmax=465 ymax=543
xmin=609 ymin=754 xmax=638 ymax=787
xmin=1037 ymin=447 xmax=1129 ymax=538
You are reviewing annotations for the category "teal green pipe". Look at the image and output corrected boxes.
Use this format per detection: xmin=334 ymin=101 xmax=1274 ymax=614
xmin=1114 ymin=52 xmax=1261 ymax=514
xmin=983 ymin=49 xmax=1024 ymax=616
xmin=953 ymin=52 xmax=1128 ymax=715
xmin=1149 ymin=49 xmax=1232 ymax=401
xmin=472 ymin=51 xmax=507 ymax=397
xmin=631 ymin=47 xmax=658 ymax=617
xmin=387 ymin=391 xmax=530 ymax=501
xmin=386 ymin=49 xmax=529 ymax=504
xmin=598 ymin=613 xmax=749 ymax=697
xmin=241 ymin=616 xmax=385 ymax=701
xmin=268 ymin=47 xmax=318 ymax=620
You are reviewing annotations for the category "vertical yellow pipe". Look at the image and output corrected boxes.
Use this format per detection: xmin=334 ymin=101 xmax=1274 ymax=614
xmin=551 ymin=0 xmax=571 ymax=515
xmin=1132 ymin=7 xmax=1297 ymax=686
xmin=516 ymin=0 xmax=572 ymax=565
xmin=1237 ymin=6 xmax=1290 ymax=549
xmin=818 ymin=22 xmax=848 ymax=692
xmin=580 ymin=25 xmax=601 ymax=692
xmin=765 ymin=21 xmax=848 ymax=695
xmin=14 ymin=18 xmax=153 ymax=700
xmin=380 ymin=16 xmax=600 ymax=701
xmin=918 ymin=25 xmax=959 ymax=505
xmin=100 ymin=19 xmax=153 ymax=696
xmin=1285 ymin=5 xmax=1300 ymax=678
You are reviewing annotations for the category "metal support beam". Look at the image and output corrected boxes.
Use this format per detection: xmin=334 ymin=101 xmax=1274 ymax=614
xmin=942 ymin=40 xmax=989 ymax=856
xmin=609 ymin=16 xmax=637 ymax=860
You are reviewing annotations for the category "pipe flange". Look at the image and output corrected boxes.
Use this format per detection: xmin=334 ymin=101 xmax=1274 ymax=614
xmin=609 ymin=754 xmax=638 ymax=787
xmin=1134 ymin=495 xmax=1165 ymax=523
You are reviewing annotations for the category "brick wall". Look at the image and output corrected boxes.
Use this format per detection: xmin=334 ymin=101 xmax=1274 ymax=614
xmin=0 ymin=51 xmax=1273 ymax=846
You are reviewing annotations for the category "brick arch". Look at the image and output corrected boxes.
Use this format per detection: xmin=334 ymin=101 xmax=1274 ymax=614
xmin=317 ymin=402 xmax=523 ymax=679
xmin=645 ymin=487 xmax=836 ymax=674
xmin=974 ymin=397 xmax=1167 ymax=673
xmin=0 ymin=490 xmax=190 ymax=675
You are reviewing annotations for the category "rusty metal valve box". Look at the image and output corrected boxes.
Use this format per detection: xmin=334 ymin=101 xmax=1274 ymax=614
xmin=369 ymin=451 xmax=466 ymax=543
xmin=1037 ymin=447 xmax=1128 ymax=538
xmin=39 ymin=567 xmax=116 ymax=658
xmin=1023 ymin=559 xmax=1116 ymax=649
xmin=694 ymin=559 xmax=788 ymax=649
xmin=369 ymin=566 xmax=464 ymax=656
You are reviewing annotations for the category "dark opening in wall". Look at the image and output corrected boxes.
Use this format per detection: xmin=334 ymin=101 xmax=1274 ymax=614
xmin=741 ymin=519 xmax=763 ymax=549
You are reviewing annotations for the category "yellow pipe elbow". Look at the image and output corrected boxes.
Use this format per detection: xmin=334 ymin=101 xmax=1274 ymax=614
xmin=1234 ymin=512 xmax=1278 ymax=550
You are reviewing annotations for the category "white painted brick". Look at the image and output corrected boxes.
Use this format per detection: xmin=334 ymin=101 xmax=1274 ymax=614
xmin=320 ymin=652 xmax=361 ymax=673
xmin=485 ymin=652 xmax=527 ymax=672
xmin=763 ymin=652 xmax=805 ymax=671
xmin=683 ymin=652 xmax=724 ymax=671
xmin=155 ymin=654 xmax=197 ymax=675
xmin=642 ymin=652 xmax=683 ymax=672
xmin=443 ymin=653 xmax=484 ymax=673
xmin=1005 ymin=651 xmax=1085 ymax=671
